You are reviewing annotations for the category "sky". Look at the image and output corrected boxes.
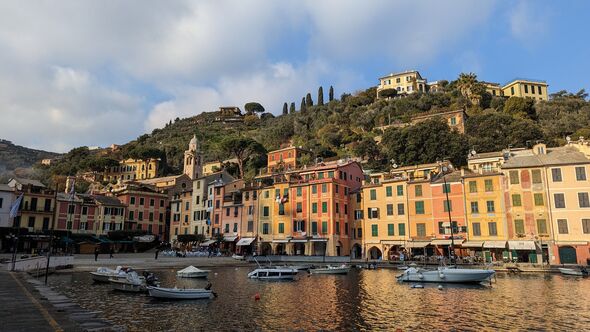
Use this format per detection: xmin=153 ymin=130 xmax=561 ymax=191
xmin=0 ymin=0 xmax=589 ymax=153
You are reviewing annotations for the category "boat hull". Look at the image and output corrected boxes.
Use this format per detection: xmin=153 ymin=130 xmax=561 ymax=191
xmin=309 ymin=268 xmax=350 ymax=275
xmin=147 ymin=287 xmax=214 ymax=299
xmin=109 ymin=279 xmax=146 ymax=293
xmin=90 ymin=272 xmax=112 ymax=283
xmin=398 ymin=268 xmax=495 ymax=283
xmin=177 ymin=272 xmax=209 ymax=278
xmin=558 ymin=268 xmax=587 ymax=276
xmin=248 ymin=268 xmax=297 ymax=280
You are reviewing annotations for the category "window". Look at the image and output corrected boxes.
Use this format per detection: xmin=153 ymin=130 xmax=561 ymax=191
xmin=318 ymin=172 xmax=324 ymax=180
xmin=488 ymin=222 xmax=498 ymax=236
xmin=264 ymin=191 xmax=269 ymax=198
xmin=216 ymin=200 xmax=220 ymax=208
xmin=368 ymin=208 xmax=379 ymax=219
xmin=344 ymin=204 xmax=348 ymax=215
xmin=415 ymin=185 xmax=423 ymax=197
xmin=214 ymin=214 xmax=219 ymax=224
xmin=275 ymin=189 xmax=280 ymax=198
xmin=312 ymin=222 xmax=318 ymax=235
xmin=278 ymin=223 xmax=284 ymax=234
xmin=552 ymin=168 xmax=562 ymax=182
xmin=443 ymin=200 xmax=452 ymax=212
xmin=297 ymin=187 xmax=302 ymax=197
xmin=514 ymin=219 xmax=525 ymax=234
xmin=484 ymin=180 xmax=493 ymax=192
xmin=387 ymin=204 xmax=394 ymax=216
xmin=370 ymin=189 xmax=377 ymax=200
xmin=416 ymin=223 xmax=426 ymax=237
xmin=322 ymin=202 xmax=328 ymax=213
xmin=335 ymin=185 xmax=339 ymax=194
xmin=322 ymin=221 xmax=328 ymax=234
xmin=415 ymin=201 xmax=425 ymax=214
xmin=387 ymin=224 xmax=394 ymax=236
xmin=438 ymin=222 xmax=446 ymax=235
xmin=262 ymin=223 xmax=269 ymax=234
xmin=149 ymin=212 xmax=154 ymax=221
xmin=371 ymin=224 xmax=378 ymax=237
xmin=554 ymin=193 xmax=566 ymax=208
xmin=386 ymin=186 xmax=392 ymax=197
xmin=397 ymin=203 xmax=405 ymax=215
xmin=524 ymin=85 xmax=528 ymax=93
xmin=486 ymin=200 xmax=495 ymax=213
xmin=150 ymin=199 xmax=155 ymax=206
xmin=312 ymin=185 xmax=317 ymax=194
xmin=472 ymin=222 xmax=481 ymax=236
xmin=296 ymin=202 xmax=302 ymax=213
xmin=138 ymin=212 xmax=143 ymax=221
xmin=536 ymin=219 xmax=547 ymax=234
xmin=582 ymin=219 xmax=590 ymax=234
xmin=509 ymin=171 xmax=519 ymax=184
xmin=226 ymin=208 xmax=230 ymax=217
xmin=247 ymin=220 xmax=254 ymax=232
xmin=160 ymin=200 xmax=164 ymax=207
xmin=557 ymin=219 xmax=568 ymax=234
xmin=512 ymin=194 xmax=522 ymax=207
xmin=263 ymin=206 xmax=269 ymax=217
xmin=28 ymin=216 xmax=35 ymax=228
xmin=0 ymin=197 xmax=2 ymax=208
xmin=397 ymin=185 xmax=404 ymax=196
xmin=312 ymin=203 xmax=317 ymax=213
xmin=354 ymin=210 xmax=363 ymax=220
xmin=579 ymin=192 xmax=590 ymax=208
xmin=328 ymin=171 xmax=334 ymax=178
xmin=139 ymin=197 xmax=144 ymax=205
xmin=538 ymin=86 xmax=542 ymax=94
xmin=335 ymin=203 xmax=339 ymax=214
xmin=450 ymin=117 xmax=457 ymax=125
xmin=224 ymin=224 xmax=230 ymax=233
xmin=68 ymin=204 xmax=75 ymax=214
xmin=130 ymin=197 xmax=135 ymax=205
xmin=469 ymin=181 xmax=477 ymax=193
xmin=470 ymin=202 xmax=479 ymax=213
xmin=442 ymin=183 xmax=450 ymax=194
xmin=398 ymin=224 xmax=406 ymax=236
xmin=511 ymin=86 xmax=515 ymax=95
xmin=356 ymin=193 xmax=361 ymax=203
xmin=335 ymin=222 xmax=340 ymax=234
xmin=576 ymin=167 xmax=587 ymax=181
xmin=322 ymin=184 xmax=327 ymax=193
xmin=534 ymin=193 xmax=544 ymax=206
xmin=531 ymin=170 xmax=542 ymax=184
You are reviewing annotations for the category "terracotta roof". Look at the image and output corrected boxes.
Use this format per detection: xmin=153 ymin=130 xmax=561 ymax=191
xmin=10 ymin=177 xmax=46 ymax=188
xmin=91 ymin=195 xmax=126 ymax=207
xmin=469 ymin=151 xmax=504 ymax=159
xmin=502 ymin=147 xmax=590 ymax=169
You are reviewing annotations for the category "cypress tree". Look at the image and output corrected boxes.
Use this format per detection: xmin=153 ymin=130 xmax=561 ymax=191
xmin=282 ymin=102 xmax=288 ymax=115
xmin=329 ymin=85 xmax=334 ymax=101
xmin=318 ymin=86 xmax=324 ymax=106
xmin=290 ymin=102 xmax=295 ymax=114
xmin=305 ymin=93 xmax=313 ymax=107
xmin=300 ymin=97 xmax=306 ymax=113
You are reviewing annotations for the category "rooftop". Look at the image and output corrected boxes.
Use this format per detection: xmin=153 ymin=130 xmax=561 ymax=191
xmin=503 ymin=78 xmax=548 ymax=86
xmin=379 ymin=70 xmax=422 ymax=80
xmin=9 ymin=177 xmax=46 ymax=188
xmin=502 ymin=146 xmax=590 ymax=169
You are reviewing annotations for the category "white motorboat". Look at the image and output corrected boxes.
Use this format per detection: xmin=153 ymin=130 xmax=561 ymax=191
xmin=558 ymin=267 xmax=588 ymax=276
xmin=90 ymin=266 xmax=129 ymax=283
xmin=147 ymin=285 xmax=215 ymax=300
xmin=232 ymin=254 xmax=245 ymax=261
xmin=397 ymin=267 xmax=495 ymax=283
xmin=309 ymin=264 xmax=351 ymax=275
xmin=109 ymin=271 xmax=159 ymax=293
xmin=272 ymin=264 xmax=311 ymax=271
xmin=176 ymin=266 xmax=210 ymax=278
xmin=247 ymin=267 xmax=298 ymax=280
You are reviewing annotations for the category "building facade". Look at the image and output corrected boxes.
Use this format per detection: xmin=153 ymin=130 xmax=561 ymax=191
xmin=502 ymin=79 xmax=549 ymax=101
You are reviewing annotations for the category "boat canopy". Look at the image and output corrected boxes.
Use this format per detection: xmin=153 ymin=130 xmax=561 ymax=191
xmin=177 ymin=266 xmax=206 ymax=274
xmin=508 ymin=241 xmax=536 ymax=250
xmin=236 ymin=237 xmax=256 ymax=246
xmin=484 ymin=241 xmax=507 ymax=249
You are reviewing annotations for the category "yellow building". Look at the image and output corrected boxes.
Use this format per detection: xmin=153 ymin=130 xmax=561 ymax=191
xmin=257 ymin=185 xmax=275 ymax=255
xmin=481 ymin=82 xmax=503 ymax=97
xmin=377 ymin=70 xmax=427 ymax=98
xmin=104 ymin=158 xmax=159 ymax=182
xmin=202 ymin=162 xmax=222 ymax=176
xmin=502 ymin=78 xmax=549 ymax=101
xmin=361 ymin=173 xmax=409 ymax=260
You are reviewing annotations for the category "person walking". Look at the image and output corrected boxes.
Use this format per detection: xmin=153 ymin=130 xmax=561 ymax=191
xmin=109 ymin=247 xmax=114 ymax=259
xmin=94 ymin=247 xmax=99 ymax=261
xmin=155 ymin=248 xmax=159 ymax=260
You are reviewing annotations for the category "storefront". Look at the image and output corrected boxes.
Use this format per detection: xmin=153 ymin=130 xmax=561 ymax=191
xmin=508 ymin=240 xmax=538 ymax=263
xmin=483 ymin=241 xmax=508 ymax=262
xmin=236 ymin=237 xmax=256 ymax=255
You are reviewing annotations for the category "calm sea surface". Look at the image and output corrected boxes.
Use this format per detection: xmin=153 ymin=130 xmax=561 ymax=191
xmin=48 ymin=267 xmax=590 ymax=331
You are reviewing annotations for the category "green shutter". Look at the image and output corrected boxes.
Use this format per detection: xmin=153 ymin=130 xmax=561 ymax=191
xmin=387 ymin=224 xmax=394 ymax=236
xmin=371 ymin=224 xmax=378 ymax=237
xmin=386 ymin=186 xmax=392 ymax=197
xmin=322 ymin=221 xmax=328 ymax=234
xmin=415 ymin=201 xmax=424 ymax=214
xmin=398 ymin=223 xmax=406 ymax=236
xmin=397 ymin=185 xmax=404 ymax=196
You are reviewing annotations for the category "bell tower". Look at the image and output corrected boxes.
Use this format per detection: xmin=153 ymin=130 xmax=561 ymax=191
xmin=183 ymin=135 xmax=202 ymax=180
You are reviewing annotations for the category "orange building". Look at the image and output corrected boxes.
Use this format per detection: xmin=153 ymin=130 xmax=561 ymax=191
xmin=266 ymin=146 xmax=312 ymax=173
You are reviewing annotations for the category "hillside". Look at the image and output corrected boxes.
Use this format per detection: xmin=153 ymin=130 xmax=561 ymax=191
xmin=0 ymin=139 xmax=60 ymax=175
xmin=32 ymin=75 xmax=590 ymax=186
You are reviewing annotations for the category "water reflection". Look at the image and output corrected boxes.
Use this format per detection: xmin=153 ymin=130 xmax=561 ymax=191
xmin=49 ymin=268 xmax=590 ymax=331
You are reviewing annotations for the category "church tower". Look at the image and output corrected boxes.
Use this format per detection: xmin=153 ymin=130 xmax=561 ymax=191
xmin=183 ymin=135 xmax=202 ymax=180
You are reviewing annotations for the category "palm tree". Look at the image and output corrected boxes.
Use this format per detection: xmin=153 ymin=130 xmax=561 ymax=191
xmin=456 ymin=72 xmax=481 ymax=105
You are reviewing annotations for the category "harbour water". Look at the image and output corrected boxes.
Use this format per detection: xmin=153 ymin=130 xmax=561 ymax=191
xmin=48 ymin=267 xmax=590 ymax=331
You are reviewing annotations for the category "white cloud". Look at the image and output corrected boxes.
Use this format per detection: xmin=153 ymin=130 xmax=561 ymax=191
xmin=509 ymin=2 xmax=549 ymax=45
xmin=0 ymin=0 xmax=499 ymax=152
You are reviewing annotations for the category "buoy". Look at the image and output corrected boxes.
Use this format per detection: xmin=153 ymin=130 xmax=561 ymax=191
xmin=254 ymin=293 xmax=261 ymax=301
xmin=438 ymin=285 xmax=443 ymax=290
xmin=411 ymin=284 xmax=424 ymax=289
xmin=214 ymin=272 xmax=218 ymax=276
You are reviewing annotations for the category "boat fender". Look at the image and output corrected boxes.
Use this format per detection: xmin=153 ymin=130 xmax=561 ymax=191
xmin=254 ymin=293 xmax=261 ymax=301
xmin=418 ymin=273 xmax=424 ymax=279
xmin=439 ymin=272 xmax=445 ymax=279
xmin=438 ymin=285 xmax=443 ymax=290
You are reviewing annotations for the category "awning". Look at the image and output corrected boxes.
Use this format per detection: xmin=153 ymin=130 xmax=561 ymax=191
xmin=199 ymin=240 xmax=216 ymax=246
xmin=508 ymin=240 xmax=536 ymax=250
xmin=484 ymin=241 xmax=507 ymax=249
xmin=431 ymin=239 xmax=463 ymax=246
xmin=224 ymin=236 xmax=238 ymax=242
xmin=310 ymin=238 xmax=328 ymax=242
xmin=272 ymin=239 xmax=289 ymax=243
xmin=555 ymin=241 xmax=589 ymax=246
xmin=405 ymin=241 xmax=431 ymax=248
xmin=461 ymin=241 xmax=484 ymax=248
xmin=236 ymin=237 xmax=256 ymax=246
xmin=290 ymin=239 xmax=308 ymax=243
xmin=381 ymin=240 xmax=405 ymax=245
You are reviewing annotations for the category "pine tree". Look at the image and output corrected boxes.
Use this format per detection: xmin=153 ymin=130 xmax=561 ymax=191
xmin=282 ymin=102 xmax=288 ymax=115
xmin=329 ymin=85 xmax=334 ymax=101
xmin=290 ymin=102 xmax=295 ymax=114
xmin=318 ymin=86 xmax=324 ymax=106
xmin=305 ymin=93 xmax=313 ymax=107
xmin=300 ymin=97 xmax=306 ymax=113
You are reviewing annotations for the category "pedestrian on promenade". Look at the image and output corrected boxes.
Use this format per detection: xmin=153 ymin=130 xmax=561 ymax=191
xmin=109 ymin=247 xmax=114 ymax=259
xmin=94 ymin=247 xmax=99 ymax=261
xmin=155 ymin=248 xmax=159 ymax=260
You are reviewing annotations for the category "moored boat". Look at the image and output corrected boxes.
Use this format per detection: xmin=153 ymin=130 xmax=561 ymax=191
xmin=397 ymin=267 xmax=495 ymax=284
xmin=147 ymin=285 xmax=215 ymax=300
xmin=109 ymin=271 xmax=159 ymax=293
xmin=309 ymin=264 xmax=351 ymax=275
xmin=176 ymin=266 xmax=210 ymax=278
xmin=558 ymin=267 xmax=588 ymax=276
xmin=232 ymin=254 xmax=245 ymax=260
xmin=247 ymin=267 xmax=298 ymax=280
xmin=90 ymin=266 xmax=129 ymax=283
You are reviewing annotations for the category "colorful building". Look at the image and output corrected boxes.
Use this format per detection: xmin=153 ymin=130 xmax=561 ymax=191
xmin=220 ymin=179 xmax=244 ymax=252
xmin=377 ymin=70 xmax=427 ymax=97
xmin=237 ymin=185 xmax=259 ymax=254
xmin=191 ymin=171 xmax=234 ymax=239
xmin=266 ymin=146 xmax=312 ymax=173
xmin=104 ymin=158 xmax=159 ymax=182
xmin=8 ymin=178 xmax=55 ymax=233
xmin=502 ymin=78 xmax=549 ymax=101
xmin=113 ymin=183 xmax=168 ymax=237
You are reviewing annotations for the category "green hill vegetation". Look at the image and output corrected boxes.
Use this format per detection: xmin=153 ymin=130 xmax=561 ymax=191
xmin=0 ymin=139 xmax=60 ymax=180
xmin=32 ymin=73 xmax=590 ymax=186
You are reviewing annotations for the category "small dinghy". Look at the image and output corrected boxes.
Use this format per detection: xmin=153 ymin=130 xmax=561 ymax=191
xmin=177 ymin=266 xmax=210 ymax=278
xmin=147 ymin=283 xmax=215 ymax=300
xmin=109 ymin=271 xmax=159 ymax=293
xmin=232 ymin=254 xmax=245 ymax=260
xmin=90 ymin=266 xmax=129 ymax=283
xmin=558 ymin=267 xmax=588 ymax=277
